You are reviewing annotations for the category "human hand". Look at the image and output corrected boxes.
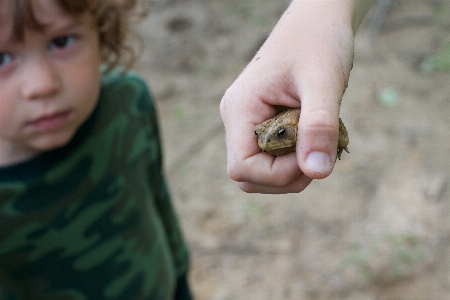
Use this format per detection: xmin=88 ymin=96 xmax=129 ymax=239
xmin=220 ymin=0 xmax=366 ymax=193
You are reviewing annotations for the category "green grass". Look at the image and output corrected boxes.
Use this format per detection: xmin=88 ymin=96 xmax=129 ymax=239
xmin=349 ymin=233 xmax=425 ymax=283
xmin=421 ymin=40 xmax=450 ymax=73
xmin=420 ymin=3 xmax=450 ymax=73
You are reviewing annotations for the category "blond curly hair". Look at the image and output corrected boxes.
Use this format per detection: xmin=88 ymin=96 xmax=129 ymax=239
xmin=11 ymin=0 xmax=147 ymax=71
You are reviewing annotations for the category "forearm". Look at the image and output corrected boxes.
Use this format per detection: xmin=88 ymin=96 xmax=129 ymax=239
xmin=286 ymin=0 xmax=376 ymax=34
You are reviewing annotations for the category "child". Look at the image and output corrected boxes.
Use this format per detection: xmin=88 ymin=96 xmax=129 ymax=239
xmin=0 ymin=0 xmax=190 ymax=299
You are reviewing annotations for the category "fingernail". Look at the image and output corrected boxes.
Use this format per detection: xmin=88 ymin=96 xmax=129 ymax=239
xmin=306 ymin=152 xmax=332 ymax=173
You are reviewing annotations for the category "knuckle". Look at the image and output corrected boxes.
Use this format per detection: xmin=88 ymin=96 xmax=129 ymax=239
xmin=306 ymin=109 xmax=336 ymax=128
xmin=271 ymin=174 xmax=293 ymax=187
xmin=237 ymin=182 xmax=256 ymax=193
xmin=301 ymin=110 xmax=338 ymax=138
xmin=227 ymin=162 xmax=246 ymax=183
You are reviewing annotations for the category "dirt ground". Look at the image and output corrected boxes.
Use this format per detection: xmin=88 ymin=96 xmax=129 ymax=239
xmin=135 ymin=0 xmax=450 ymax=299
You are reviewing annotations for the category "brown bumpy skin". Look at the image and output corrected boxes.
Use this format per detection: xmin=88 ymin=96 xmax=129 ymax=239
xmin=255 ymin=108 xmax=349 ymax=159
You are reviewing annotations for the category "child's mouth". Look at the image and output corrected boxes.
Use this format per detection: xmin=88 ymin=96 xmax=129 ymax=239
xmin=28 ymin=111 xmax=72 ymax=132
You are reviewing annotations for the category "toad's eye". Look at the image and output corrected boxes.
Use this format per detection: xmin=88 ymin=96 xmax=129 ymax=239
xmin=277 ymin=127 xmax=286 ymax=137
xmin=255 ymin=131 xmax=259 ymax=137
xmin=50 ymin=35 xmax=75 ymax=50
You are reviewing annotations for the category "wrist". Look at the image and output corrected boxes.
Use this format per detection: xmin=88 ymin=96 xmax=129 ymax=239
xmin=287 ymin=0 xmax=375 ymax=35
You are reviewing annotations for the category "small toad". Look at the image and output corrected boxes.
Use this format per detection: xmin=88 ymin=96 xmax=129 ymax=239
xmin=254 ymin=108 xmax=349 ymax=159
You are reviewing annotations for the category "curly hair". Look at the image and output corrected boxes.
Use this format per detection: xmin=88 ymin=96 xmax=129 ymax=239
xmin=10 ymin=0 xmax=148 ymax=71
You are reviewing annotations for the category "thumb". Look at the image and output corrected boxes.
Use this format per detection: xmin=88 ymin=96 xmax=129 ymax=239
xmin=296 ymin=74 xmax=346 ymax=179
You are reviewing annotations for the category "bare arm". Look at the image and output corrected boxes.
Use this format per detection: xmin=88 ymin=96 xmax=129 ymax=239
xmin=220 ymin=0 xmax=375 ymax=193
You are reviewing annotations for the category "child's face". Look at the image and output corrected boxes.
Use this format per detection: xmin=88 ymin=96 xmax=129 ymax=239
xmin=0 ymin=0 xmax=102 ymax=165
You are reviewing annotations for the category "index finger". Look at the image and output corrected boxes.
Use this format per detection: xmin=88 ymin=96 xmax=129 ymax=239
xmin=220 ymin=90 xmax=303 ymax=186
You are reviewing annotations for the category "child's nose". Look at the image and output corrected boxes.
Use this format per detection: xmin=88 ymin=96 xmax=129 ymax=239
xmin=21 ymin=57 xmax=61 ymax=100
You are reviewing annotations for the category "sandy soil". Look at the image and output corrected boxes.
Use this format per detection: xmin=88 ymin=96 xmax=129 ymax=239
xmin=136 ymin=0 xmax=450 ymax=299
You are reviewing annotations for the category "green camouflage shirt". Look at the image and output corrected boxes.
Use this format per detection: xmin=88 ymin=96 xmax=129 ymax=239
xmin=0 ymin=72 xmax=189 ymax=299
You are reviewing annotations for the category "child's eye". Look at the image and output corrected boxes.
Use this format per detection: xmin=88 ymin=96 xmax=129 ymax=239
xmin=49 ymin=35 xmax=75 ymax=50
xmin=0 ymin=52 xmax=13 ymax=67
